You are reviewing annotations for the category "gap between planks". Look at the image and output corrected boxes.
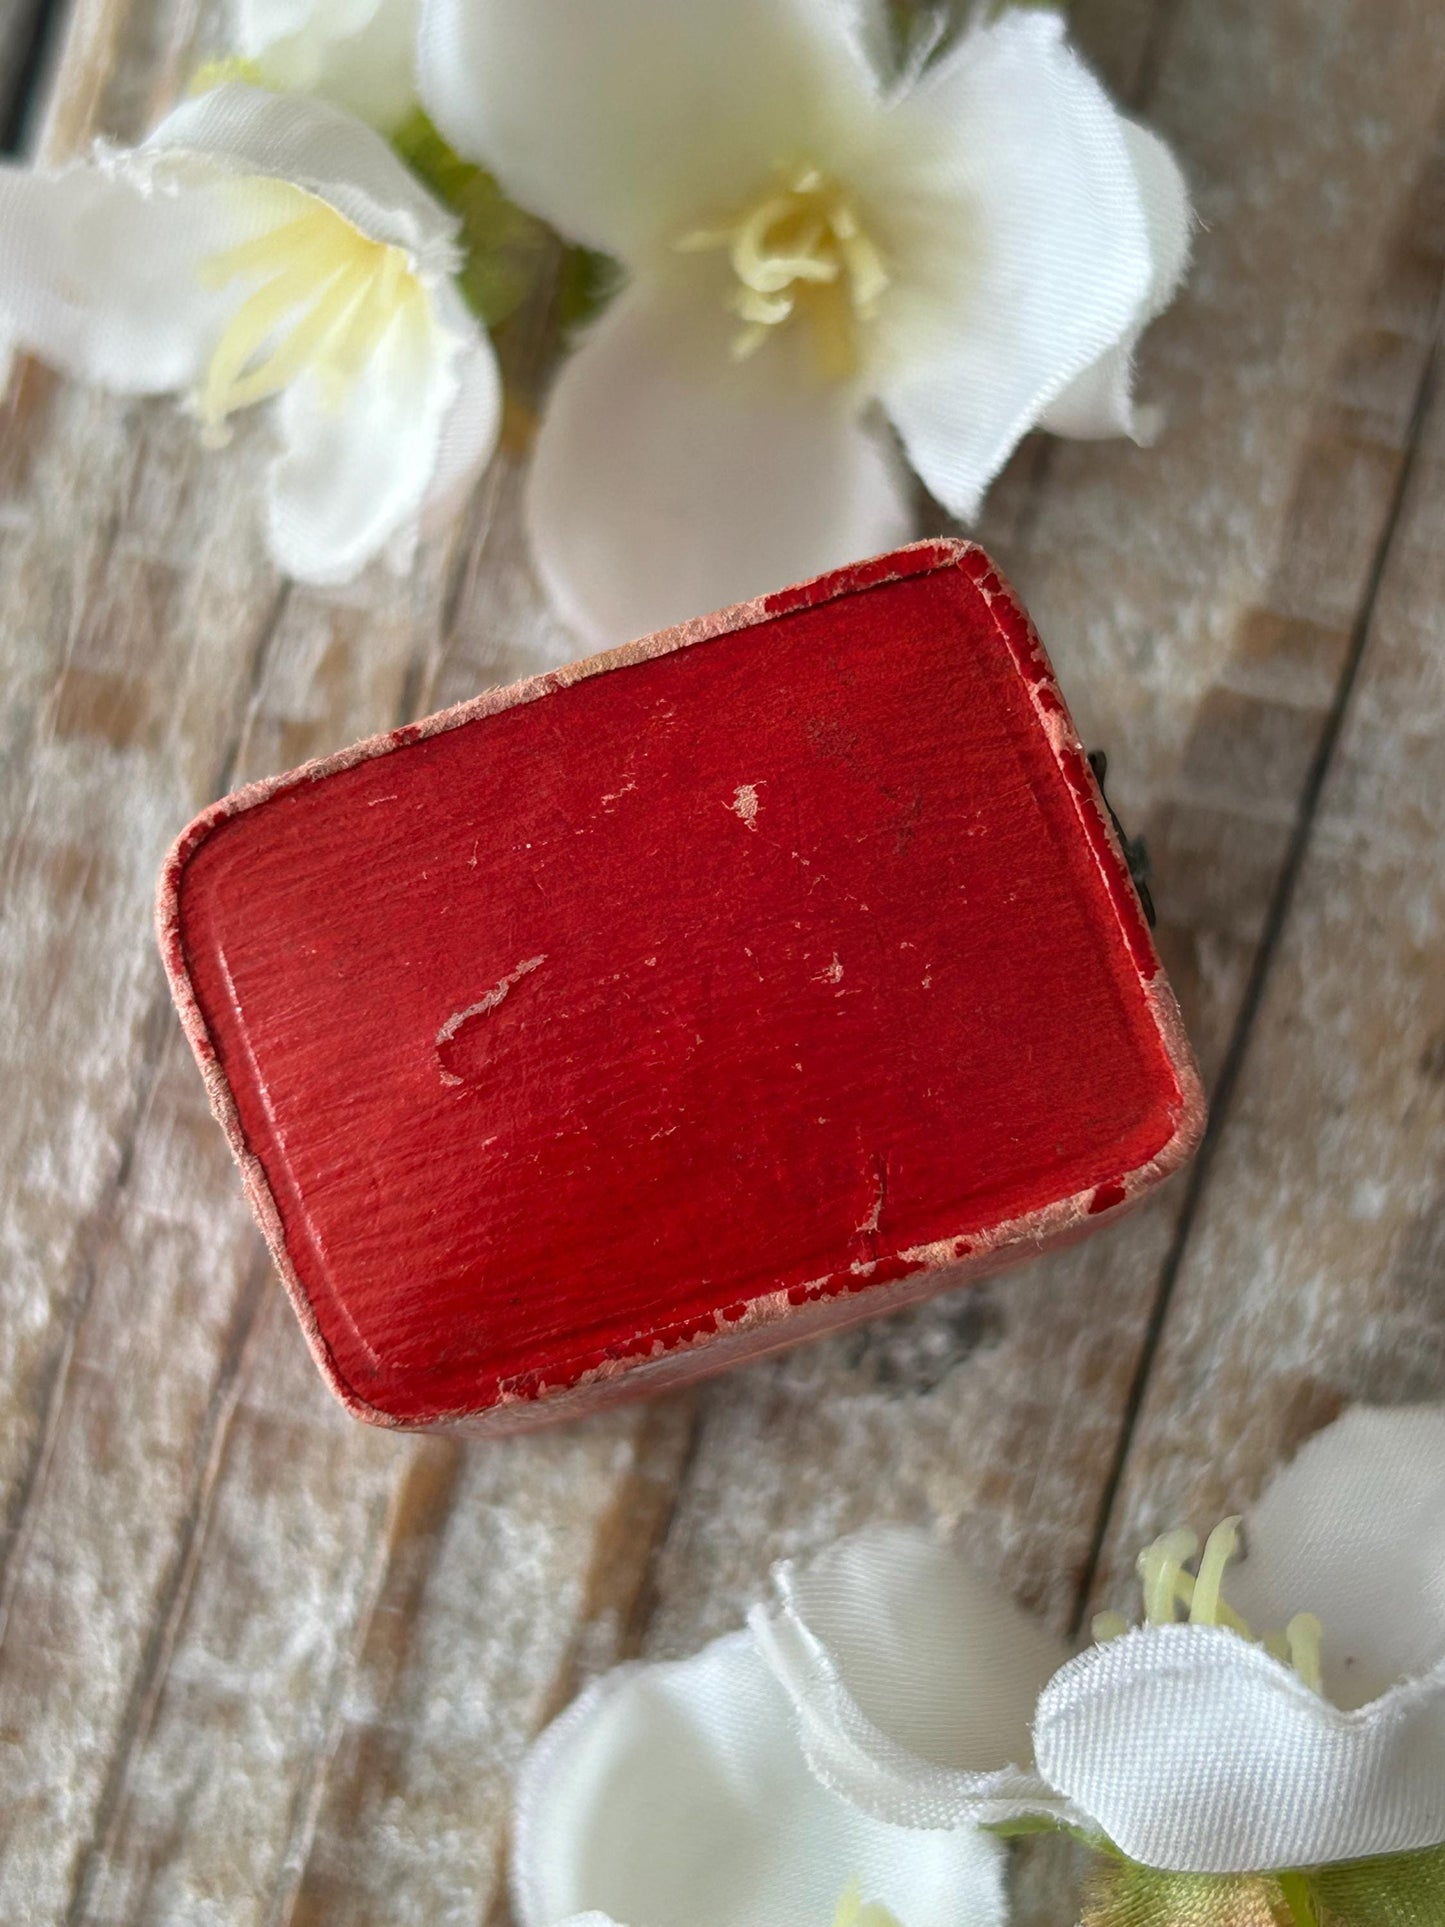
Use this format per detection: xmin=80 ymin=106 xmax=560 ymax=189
xmin=1071 ymin=325 xmax=1443 ymax=1634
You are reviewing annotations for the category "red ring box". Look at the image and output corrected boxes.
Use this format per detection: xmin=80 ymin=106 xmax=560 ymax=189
xmin=158 ymin=541 xmax=1203 ymax=1434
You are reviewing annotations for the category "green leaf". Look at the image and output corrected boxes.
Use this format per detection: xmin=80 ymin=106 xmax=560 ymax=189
xmin=878 ymin=0 xmax=1068 ymax=77
xmin=1073 ymin=1843 xmax=1445 ymax=1927
xmin=1080 ymin=1861 xmax=1297 ymax=1926
xmin=388 ymin=109 xmax=621 ymax=337
xmin=554 ymin=245 xmax=624 ymax=341
xmin=390 ymin=109 xmax=553 ymax=327
xmin=986 ymin=1816 xmax=1070 ymax=1840
xmin=985 ymin=1815 xmax=1107 ymax=1849
xmin=1308 ymin=1841 xmax=1445 ymax=1926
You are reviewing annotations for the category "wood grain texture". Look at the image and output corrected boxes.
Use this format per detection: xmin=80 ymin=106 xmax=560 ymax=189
xmin=1087 ymin=161 xmax=1445 ymax=1594
xmin=0 ymin=0 xmax=1441 ymax=1923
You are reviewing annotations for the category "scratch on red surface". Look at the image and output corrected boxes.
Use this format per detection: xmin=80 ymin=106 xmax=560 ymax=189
xmin=436 ymin=956 xmax=547 ymax=1086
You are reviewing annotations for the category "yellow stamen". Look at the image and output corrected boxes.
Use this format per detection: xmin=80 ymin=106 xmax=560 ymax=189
xmin=203 ymin=259 xmax=364 ymax=431
xmin=732 ymin=287 xmax=795 ymax=327
xmin=834 ymin=1878 xmax=864 ymax=1927
xmin=832 ymin=1878 xmax=902 ymax=1927
xmin=195 ymin=184 xmax=423 ymax=443
xmin=675 ymin=163 xmax=889 ymax=379
xmin=1112 ymin=1516 xmax=1330 ymax=1696
xmin=841 ymin=228 xmax=889 ymax=314
xmin=187 ymin=53 xmax=261 ymax=94
xmin=730 ymin=321 xmax=771 ymax=363
xmin=1190 ymin=1517 xmax=1243 ymax=1627
xmin=1286 ymin=1613 xmax=1324 ymax=1695
xmin=198 ymin=207 xmax=357 ymax=289
xmin=1139 ymin=1528 xmax=1198 ymax=1624
xmin=734 ymin=195 xmax=839 ymax=290
xmin=328 ymin=248 xmax=427 ymax=393
xmin=674 ymin=226 xmax=734 ymax=252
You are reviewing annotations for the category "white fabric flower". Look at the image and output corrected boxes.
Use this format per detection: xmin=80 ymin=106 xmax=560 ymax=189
xmin=417 ymin=0 xmax=1190 ymax=646
xmin=513 ymin=1628 xmax=1006 ymax=1927
xmin=751 ymin=1408 xmax=1445 ymax=1881
xmin=0 ymin=83 xmax=499 ymax=582
xmin=232 ymin=0 xmax=420 ymax=134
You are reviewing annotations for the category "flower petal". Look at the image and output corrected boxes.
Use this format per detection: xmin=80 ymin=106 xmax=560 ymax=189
xmin=1226 ymin=1406 xmax=1445 ymax=1712
xmin=1038 ymin=122 xmax=1191 ymax=440
xmin=265 ymin=283 xmax=495 ymax=582
xmin=512 ymin=1628 xmax=1006 ymax=1927
xmin=146 ymin=83 xmax=457 ymax=267
xmin=1033 ymin=1622 xmax=1445 ymax=1873
xmin=417 ymin=278 xmax=503 ymax=525
xmin=525 ymin=277 xmax=913 ymax=648
xmin=750 ymin=1525 xmax=1073 ymax=1831
xmin=235 ymin=0 xmax=379 ymax=71
xmin=866 ymin=10 xmax=1167 ymax=519
xmin=416 ymin=0 xmax=885 ymax=258
xmin=243 ymin=0 xmax=421 ymax=133
xmin=0 ymin=86 xmax=462 ymax=403
xmin=0 ymin=156 xmax=255 ymax=391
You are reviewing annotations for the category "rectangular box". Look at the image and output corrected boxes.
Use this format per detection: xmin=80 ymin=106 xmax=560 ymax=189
xmin=158 ymin=540 xmax=1203 ymax=1433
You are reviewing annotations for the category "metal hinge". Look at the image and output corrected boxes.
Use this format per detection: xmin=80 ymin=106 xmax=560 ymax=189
xmin=1087 ymin=750 xmax=1156 ymax=928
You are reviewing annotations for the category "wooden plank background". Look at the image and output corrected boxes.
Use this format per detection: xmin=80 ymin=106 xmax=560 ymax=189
xmin=0 ymin=0 xmax=1442 ymax=1920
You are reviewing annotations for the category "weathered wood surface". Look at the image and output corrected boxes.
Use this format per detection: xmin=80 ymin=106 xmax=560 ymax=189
xmin=0 ymin=0 xmax=1442 ymax=1921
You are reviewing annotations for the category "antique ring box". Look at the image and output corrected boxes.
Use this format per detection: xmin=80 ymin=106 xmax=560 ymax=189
xmin=158 ymin=540 xmax=1204 ymax=1435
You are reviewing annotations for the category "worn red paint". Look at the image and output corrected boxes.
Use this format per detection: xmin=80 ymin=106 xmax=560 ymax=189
xmin=1088 ymin=1180 xmax=1130 ymax=1216
xmin=158 ymin=541 xmax=1204 ymax=1434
